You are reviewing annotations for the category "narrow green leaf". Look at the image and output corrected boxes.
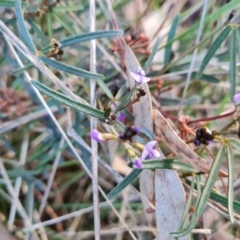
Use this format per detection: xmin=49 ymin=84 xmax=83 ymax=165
xmin=31 ymin=81 xmax=105 ymax=119
xmin=115 ymin=84 xmax=127 ymax=100
xmin=97 ymin=80 xmax=113 ymax=99
xmin=141 ymin=159 xmax=194 ymax=173
xmin=15 ymin=0 xmax=36 ymax=52
xmin=236 ymin=29 xmax=240 ymax=67
xmin=13 ymin=63 xmax=34 ymax=75
xmin=177 ymin=176 xmax=195 ymax=230
xmin=52 ymin=5 xmax=84 ymax=12
xmin=114 ymin=87 xmax=136 ymax=113
xmin=27 ymin=19 xmax=48 ymax=46
xmin=160 ymin=96 xmax=201 ymax=106
xmin=144 ymin=37 xmax=161 ymax=73
xmin=172 ymin=174 xmax=202 ymax=237
xmin=198 ymin=26 xmax=231 ymax=76
xmin=46 ymin=12 xmax=53 ymax=39
xmin=52 ymin=11 xmax=77 ymax=35
xmin=185 ymin=178 xmax=240 ymax=213
xmin=164 ymin=15 xmax=179 ymax=65
xmin=196 ymin=174 xmax=201 ymax=204
xmin=228 ymin=138 xmax=240 ymax=152
xmin=138 ymin=128 xmax=155 ymax=140
xmin=7 ymin=169 xmax=41 ymax=178
xmin=40 ymin=55 xmax=104 ymax=80
xmin=227 ymin=144 xmax=235 ymax=223
xmin=0 ymin=0 xmax=28 ymax=7
xmin=41 ymin=30 xmax=123 ymax=52
xmin=107 ymin=169 xmax=142 ymax=199
xmin=229 ymin=29 xmax=236 ymax=100
xmin=121 ymin=109 xmax=134 ymax=122
xmin=196 ymin=144 xmax=226 ymax=217
xmin=171 ymin=213 xmax=199 ymax=237
xmin=181 ymin=72 xmax=220 ymax=83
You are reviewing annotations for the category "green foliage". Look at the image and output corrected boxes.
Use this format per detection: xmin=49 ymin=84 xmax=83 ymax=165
xmin=1 ymin=0 xmax=240 ymax=238
xmin=32 ymin=80 xmax=105 ymax=119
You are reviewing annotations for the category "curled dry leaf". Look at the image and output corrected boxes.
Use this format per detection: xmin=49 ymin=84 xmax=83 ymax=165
xmin=153 ymin=109 xmax=227 ymax=177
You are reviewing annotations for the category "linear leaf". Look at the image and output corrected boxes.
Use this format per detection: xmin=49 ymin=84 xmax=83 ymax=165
xmin=198 ymin=26 xmax=231 ymax=76
xmin=171 ymin=213 xmax=198 ymax=237
xmin=52 ymin=11 xmax=76 ymax=35
xmin=181 ymin=72 xmax=220 ymax=83
xmin=46 ymin=12 xmax=53 ymax=39
xmin=0 ymin=0 xmax=28 ymax=7
xmin=107 ymin=169 xmax=142 ymax=199
xmin=185 ymin=178 xmax=240 ymax=213
xmin=138 ymin=127 xmax=155 ymax=140
xmin=160 ymin=96 xmax=201 ymax=106
xmin=13 ymin=63 xmax=34 ymax=75
xmin=141 ymin=159 xmax=194 ymax=173
xmin=121 ymin=109 xmax=134 ymax=122
xmin=144 ymin=37 xmax=161 ymax=73
xmin=42 ymin=30 xmax=123 ymax=52
xmin=228 ymin=138 xmax=240 ymax=152
xmin=15 ymin=0 xmax=36 ymax=52
xmin=229 ymin=29 xmax=236 ymax=100
xmin=196 ymin=144 xmax=226 ymax=217
xmin=52 ymin=5 xmax=84 ymax=12
xmin=97 ymin=80 xmax=113 ymax=99
xmin=32 ymin=80 xmax=105 ymax=119
xmin=177 ymin=176 xmax=195 ymax=230
xmin=115 ymin=84 xmax=127 ymax=100
xmin=114 ymin=87 xmax=135 ymax=113
xmin=172 ymin=175 xmax=202 ymax=237
xmin=40 ymin=55 xmax=104 ymax=80
xmin=227 ymin=144 xmax=235 ymax=223
xmin=164 ymin=15 xmax=179 ymax=65
xmin=27 ymin=19 xmax=48 ymax=46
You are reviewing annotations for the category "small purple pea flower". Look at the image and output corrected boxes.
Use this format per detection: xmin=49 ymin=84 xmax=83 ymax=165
xmin=130 ymin=67 xmax=150 ymax=84
xmin=111 ymin=102 xmax=126 ymax=122
xmin=140 ymin=141 xmax=160 ymax=160
xmin=90 ymin=129 xmax=104 ymax=143
xmin=133 ymin=141 xmax=160 ymax=168
xmin=233 ymin=93 xmax=240 ymax=105
xmin=133 ymin=158 xmax=143 ymax=168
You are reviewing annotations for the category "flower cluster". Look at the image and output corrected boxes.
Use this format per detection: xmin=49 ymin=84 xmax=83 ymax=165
xmin=90 ymin=128 xmax=160 ymax=169
xmin=89 ymin=66 xmax=155 ymax=168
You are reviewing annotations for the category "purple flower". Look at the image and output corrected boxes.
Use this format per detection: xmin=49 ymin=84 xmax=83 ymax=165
xmin=140 ymin=141 xmax=160 ymax=160
xmin=130 ymin=67 xmax=150 ymax=84
xmin=194 ymin=139 xmax=201 ymax=146
xmin=233 ymin=93 xmax=240 ymax=105
xmin=116 ymin=112 xmax=126 ymax=121
xmin=111 ymin=102 xmax=126 ymax=122
xmin=132 ymin=126 xmax=140 ymax=135
xmin=133 ymin=158 xmax=143 ymax=168
xmin=133 ymin=141 xmax=160 ymax=168
xmin=90 ymin=129 xmax=104 ymax=143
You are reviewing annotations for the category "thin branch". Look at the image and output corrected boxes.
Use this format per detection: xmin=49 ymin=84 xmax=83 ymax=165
xmin=8 ymin=133 xmax=29 ymax=230
xmin=38 ymin=137 xmax=65 ymax=217
xmin=178 ymin=0 xmax=209 ymax=116
xmin=89 ymin=0 xmax=101 ymax=239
